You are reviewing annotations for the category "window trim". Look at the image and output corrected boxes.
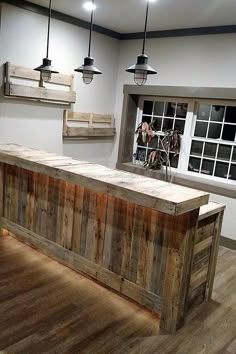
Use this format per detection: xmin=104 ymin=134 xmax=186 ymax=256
xmin=117 ymin=86 xmax=236 ymax=197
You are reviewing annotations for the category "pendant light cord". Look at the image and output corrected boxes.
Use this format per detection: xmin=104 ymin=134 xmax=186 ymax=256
xmin=46 ymin=0 xmax=52 ymax=58
xmin=88 ymin=0 xmax=95 ymax=57
xmin=142 ymin=0 xmax=149 ymax=55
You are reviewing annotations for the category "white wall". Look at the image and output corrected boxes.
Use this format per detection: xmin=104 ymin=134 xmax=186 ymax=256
xmin=112 ymin=35 xmax=236 ymax=241
xmin=0 ymin=3 xmax=120 ymax=165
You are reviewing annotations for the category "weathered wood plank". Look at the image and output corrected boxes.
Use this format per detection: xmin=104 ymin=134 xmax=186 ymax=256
xmin=34 ymin=174 xmax=49 ymax=238
xmin=6 ymin=62 xmax=73 ymax=86
xmin=7 ymin=84 xmax=76 ymax=104
xmin=121 ymin=202 xmax=135 ymax=279
xmin=71 ymin=185 xmax=84 ymax=254
xmin=205 ymin=210 xmax=224 ymax=300
xmin=110 ymin=198 xmax=127 ymax=275
xmin=199 ymin=202 xmax=225 ymax=221
xmin=66 ymin=127 xmax=116 ymax=138
xmin=62 ymin=182 xmax=75 ymax=251
xmin=0 ymin=163 xmax=4 ymax=236
xmin=94 ymin=192 xmax=108 ymax=265
xmin=102 ymin=195 xmax=115 ymax=270
xmin=193 ymin=236 xmax=213 ymax=256
xmin=17 ymin=168 xmax=28 ymax=228
xmin=160 ymin=209 xmax=199 ymax=333
xmin=26 ymin=171 xmax=37 ymax=231
xmin=67 ymin=111 xmax=113 ymax=124
xmin=46 ymin=177 xmax=60 ymax=242
xmin=56 ymin=180 xmax=66 ymax=246
xmin=128 ymin=205 xmax=144 ymax=283
xmin=79 ymin=188 xmax=90 ymax=257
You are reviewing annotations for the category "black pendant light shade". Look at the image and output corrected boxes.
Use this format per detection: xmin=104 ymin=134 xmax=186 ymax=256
xmin=126 ymin=54 xmax=157 ymax=86
xmin=34 ymin=0 xmax=58 ymax=84
xmin=75 ymin=56 xmax=102 ymax=85
xmin=35 ymin=58 xmax=58 ymax=83
xmin=126 ymin=0 xmax=157 ymax=86
xmin=75 ymin=0 xmax=102 ymax=84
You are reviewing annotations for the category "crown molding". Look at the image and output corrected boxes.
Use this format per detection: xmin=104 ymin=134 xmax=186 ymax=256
xmin=3 ymin=0 xmax=236 ymax=41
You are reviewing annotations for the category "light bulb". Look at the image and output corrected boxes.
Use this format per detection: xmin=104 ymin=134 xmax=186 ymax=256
xmin=134 ymin=69 xmax=147 ymax=86
xmin=83 ymin=2 xmax=96 ymax=11
xmin=41 ymin=70 xmax=51 ymax=83
xmin=83 ymin=71 xmax=94 ymax=84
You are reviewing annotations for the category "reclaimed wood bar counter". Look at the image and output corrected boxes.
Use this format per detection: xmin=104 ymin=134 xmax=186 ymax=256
xmin=0 ymin=144 xmax=225 ymax=333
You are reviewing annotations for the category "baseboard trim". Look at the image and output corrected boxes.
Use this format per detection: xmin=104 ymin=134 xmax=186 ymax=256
xmin=220 ymin=236 xmax=236 ymax=251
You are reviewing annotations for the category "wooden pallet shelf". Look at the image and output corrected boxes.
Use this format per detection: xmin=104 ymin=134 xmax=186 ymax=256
xmin=4 ymin=62 xmax=76 ymax=105
xmin=63 ymin=110 xmax=116 ymax=139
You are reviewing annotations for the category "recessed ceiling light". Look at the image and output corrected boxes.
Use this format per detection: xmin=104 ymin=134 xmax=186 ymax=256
xmin=83 ymin=1 xmax=96 ymax=11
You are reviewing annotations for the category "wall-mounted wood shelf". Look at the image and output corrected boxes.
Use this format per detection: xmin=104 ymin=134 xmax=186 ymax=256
xmin=4 ymin=62 xmax=76 ymax=105
xmin=63 ymin=110 xmax=116 ymax=139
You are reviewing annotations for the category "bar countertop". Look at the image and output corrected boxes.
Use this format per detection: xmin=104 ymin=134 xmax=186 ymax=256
xmin=0 ymin=144 xmax=209 ymax=216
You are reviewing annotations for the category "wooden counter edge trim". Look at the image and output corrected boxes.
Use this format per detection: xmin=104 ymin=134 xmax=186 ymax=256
xmin=0 ymin=153 xmax=208 ymax=216
xmin=198 ymin=202 xmax=225 ymax=221
xmin=2 ymin=218 xmax=162 ymax=315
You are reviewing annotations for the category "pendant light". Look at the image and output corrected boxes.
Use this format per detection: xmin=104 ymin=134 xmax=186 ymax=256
xmin=34 ymin=0 xmax=58 ymax=85
xmin=126 ymin=0 xmax=157 ymax=86
xmin=74 ymin=0 xmax=102 ymax=84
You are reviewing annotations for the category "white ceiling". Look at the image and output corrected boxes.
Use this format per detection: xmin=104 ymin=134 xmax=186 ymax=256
xmin=28 ymin=0 xmax=236 ymax=33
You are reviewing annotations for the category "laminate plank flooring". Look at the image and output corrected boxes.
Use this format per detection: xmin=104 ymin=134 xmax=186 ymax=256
xmin=0 ymin=236 xmax=235 ymax=354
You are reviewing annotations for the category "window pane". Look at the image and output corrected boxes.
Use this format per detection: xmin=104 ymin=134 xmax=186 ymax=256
xmin=151 ymin=118 xmax=162 ymax=131
xmin=217 ymin=145 xmax=232 ymax=161
xmin=188 ymin=157 xmax=201 ymax=172
xmin=154 ymin=101 xmax=164 ymax=116
xmin=214 ymin=162 xmax=229 ymax=179
xmin=208 ymin=123 xmax=221 ymax=139
xmin=174 ymin=119 xmax=185 ymax=133
xmin=143 ymin=101 xmax=153 ymax=115
xmin=197 ymin=105 xmax=211 ymax=121
xmin=170 ymin=154 xmax=179 ymax=168
xmin=194 ymin=122 xmax=208 ymax=137
xmin=136 ymin=148 xmax=147 ymax=162
xmin=176 ymin=103 xmax=188 ymax=118
xmin=222 ymin=124 xmax=236 ymax=142
xmin=225 ymin=106 xmax=236 ymax=123
xmin=164 ymin=102 xmax=176 ymax=117
xmin=204 ymin=143 xmax=217 ymax=158
xmin=191 ymin=141 xmax=203 ymax=156
xmin=163 ymin=118 xmax=174 ymax=131
xmin=210 ymin=105 xmax=225 ymax=122
xmin=136 ymin=132 xmax=147 ymax=146
xmin=232 ymin=147 xmax=236 ymax=162
xmin=201 ymin=159 xmax=214 ymax=175
xmin=229 ymin=164 xmax=236 ymax=181
xmin=142 ymin=115 xmax=151 ymax=124
xmin=148 ymin=136 xmax=159 ymax=149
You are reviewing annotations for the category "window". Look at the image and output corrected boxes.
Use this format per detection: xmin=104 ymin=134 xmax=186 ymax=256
xmin=135 ymin=98 xmax=188 ymax=168
xmin=189 ymin=104 xmax=236 ymax=181
xmin=133 ymin=96 xmax=236 ymax=184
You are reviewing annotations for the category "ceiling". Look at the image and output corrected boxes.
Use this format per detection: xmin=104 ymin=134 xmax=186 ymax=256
xmin=28 ymin=0 xmax=236 ymax=34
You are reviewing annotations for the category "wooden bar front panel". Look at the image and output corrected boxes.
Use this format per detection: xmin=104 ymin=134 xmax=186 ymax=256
xmin=2 ymin=165 xmax=173 ymax=295
xmin=1 ymin=163 xmax=224 ymax=333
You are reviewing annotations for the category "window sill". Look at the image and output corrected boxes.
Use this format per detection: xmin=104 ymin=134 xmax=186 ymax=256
xmin=117 ymin=162 xmax=236 ymax=199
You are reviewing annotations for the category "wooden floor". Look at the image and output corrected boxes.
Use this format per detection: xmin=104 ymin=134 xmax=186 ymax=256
xmin=0 ymin=236 xmax=235 ymax=354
